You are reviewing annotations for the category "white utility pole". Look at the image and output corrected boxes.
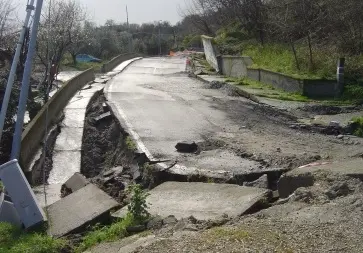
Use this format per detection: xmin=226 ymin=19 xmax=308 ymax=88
xmin=11 ymin=0 xmax=44 ymax=160
xmin=0 ymin=0 xmax=35 ymax=146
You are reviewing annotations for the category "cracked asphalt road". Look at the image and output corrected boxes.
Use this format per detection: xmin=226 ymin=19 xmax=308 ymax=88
xmin=105 ymin=57 xmax=363 ymax=177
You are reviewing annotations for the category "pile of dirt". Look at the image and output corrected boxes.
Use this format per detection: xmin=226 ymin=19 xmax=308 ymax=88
xmin=81 ymin=90 xmax=135 ymax=178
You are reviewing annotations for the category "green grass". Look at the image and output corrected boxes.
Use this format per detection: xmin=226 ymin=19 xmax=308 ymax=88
xmin=198 ymin=58 xmax=215 ymax=72
xmin=351 ymin=117 xmax=363 ymax=137
xmin=227 ymin=77 xmax=311 ymax=102
xmin=125 ymin=136 xmax=137 ymax=151
xmin=61 ymin=53 xmax=104 ymax=72
xmin=0 ymin=181 xmax=4 ymax=192
xmin=0 ymin=222 xmax=65 ymax=253
xmin=76 ymin=214 xmax=135 ymax=252
xmin=242 ymin=43 xmax=337 ymax=80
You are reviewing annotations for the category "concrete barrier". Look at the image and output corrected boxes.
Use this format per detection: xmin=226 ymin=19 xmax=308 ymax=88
xmin=20 ymin=68 xmax=95 ymax=175
xmin=201 ymin=35 xmax=220 ymax=72
xmin=221 ymin=56 xmax=253 ymax=78
xmin=101 ymin=53 xmax=140 ymax=73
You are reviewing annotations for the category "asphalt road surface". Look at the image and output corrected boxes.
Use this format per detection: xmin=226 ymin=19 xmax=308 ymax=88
xmin=106 ymin=57 xmax=271 ymax=177
xmin=106 ymin=56 xmax=363 ymax=177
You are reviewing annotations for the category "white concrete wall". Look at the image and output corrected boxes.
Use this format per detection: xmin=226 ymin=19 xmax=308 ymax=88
xmin=221 ymin=56 xmax=253 ymax=78
xmin=201 ymin=36 xmax=220 ymax=72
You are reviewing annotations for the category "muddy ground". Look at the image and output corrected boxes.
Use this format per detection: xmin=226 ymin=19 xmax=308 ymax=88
xmin=80 ymin=90 xmax=155 ymax=203
xmin=202 ymin=81 xmax=363 ymax=171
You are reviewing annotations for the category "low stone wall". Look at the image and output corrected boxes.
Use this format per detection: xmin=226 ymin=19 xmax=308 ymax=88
xmin=221 ymin=56 xmax=253 ymax=78
xmin=247 ymin=68 xmax=337 ymax=97
xmin=259 ymin=69 xmax=304 ymax=93
xmin=20 ymin=68 xmax=95 ymax=173
xmin=201 ymin=35 xmax=220 ymax=72
xmin=101 ymin=53 xmax=140 ymax=73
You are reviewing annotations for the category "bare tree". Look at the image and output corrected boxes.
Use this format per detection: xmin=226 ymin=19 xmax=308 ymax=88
xmin=0 ymin=0 xmax=17 ymax=49
xmin=36 ymin=0 xmax=87 ymax=96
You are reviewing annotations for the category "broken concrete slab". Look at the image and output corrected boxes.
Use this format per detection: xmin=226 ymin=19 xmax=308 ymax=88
xmin=244 ymin=174 xmax=269 ymax=189
xmin=61 ymin=172 xmax=89 ymax=197
xmin=48 ymin=184 xmax=120 ymax=238
xmin=278 ymin=159 xmax=363 ymax=198
xmin=113 ymin=182 xmax=270 ymax=221
xmin=175 ymin=141 xmax=198 ymax=153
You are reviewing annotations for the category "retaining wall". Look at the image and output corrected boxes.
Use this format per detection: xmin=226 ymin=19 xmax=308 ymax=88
xmin=20 ymin=68 xmax=95 ymax=173
xmin=221 ymin=56 xmax=253 ymax=78
xmin=101 ymin=53 xmax=140 ymax=73
xmin=247 ymin=68 xmax=336 ymax=97
xmin=201 ymin=35 xmax=220 ymax=72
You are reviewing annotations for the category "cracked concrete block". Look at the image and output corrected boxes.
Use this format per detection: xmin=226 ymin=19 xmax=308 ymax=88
xmin=48 ymin=184 xmax=120 ymax=238
xmin=113 ymin=182 xmax=270 ymax=221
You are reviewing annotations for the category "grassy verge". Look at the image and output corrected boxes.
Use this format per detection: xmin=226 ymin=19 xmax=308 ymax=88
xmin=350 ymin=117 xmax=363 ymax=137
xmin=227 ymin=76 xmax=362 ymax=104
xmin=242 ymin=43 xmax=337 ymax=80
xmin=60 ymin=53 xmax=104 ymax=72
xmin=75 ymin=214 xmax=134 ymax=252
xmin=76 ymin=184 xmax=150 ymax=252
xmin=227 ymin=77 xmax=310 ymax=102
xmin=0 ymin=223 xmax=65 ymax=253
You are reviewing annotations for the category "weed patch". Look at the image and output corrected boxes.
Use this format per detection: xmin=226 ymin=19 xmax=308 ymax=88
xmin=351 ymin=117 xmax=363 ymax=137
xmin=76 ymin=214 xmax=134 ymax=252
xmin=0 ymin=223 xmax=65 ymax=253
xmin=125 ymin=136 xmax=137 ymax=151
xmin=76 ymin=184 xmax=150 ymax=252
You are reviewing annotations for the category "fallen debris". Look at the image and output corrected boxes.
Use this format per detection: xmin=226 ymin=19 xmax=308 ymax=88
xmin=278 ymin=158 xmax=363 ymax=198
xmin=175 ymin=141 xmax=198 ymax=153
xmin=243 ymin=174 xmax=269 ymax=189
xmin=94 ymin=111 xmax=112 ymax=123
xmin=61 ymin=172 xmax=89 ymax=197
xmin=48 ymin=184 xmax=120 ymax=238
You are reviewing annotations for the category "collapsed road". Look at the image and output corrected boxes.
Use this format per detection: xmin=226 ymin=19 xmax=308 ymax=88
xmin=105 ymin=56 xmax=363 ymax=184
xmin=15 ymin=55 xmax=363 ymax=250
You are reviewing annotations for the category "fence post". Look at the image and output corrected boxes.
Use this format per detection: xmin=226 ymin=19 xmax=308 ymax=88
xmin=336 ymin=58 xmax=345 ymax=97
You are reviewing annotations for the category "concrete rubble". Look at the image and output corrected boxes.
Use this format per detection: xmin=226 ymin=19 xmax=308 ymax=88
xmin=278 ymin=158 xmax=363 ymax=198
xmin=175 ymin=141 xmax=198 ymax=153
xmin=48 ymin=184 xmax=120 ymax=238
xmin=61 ymin=172 xmax=89 ymax=197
